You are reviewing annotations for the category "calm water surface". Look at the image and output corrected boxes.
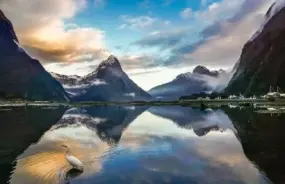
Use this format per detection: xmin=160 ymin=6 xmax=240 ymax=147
xmin=0 ymin=105 xmax=285 ymax=184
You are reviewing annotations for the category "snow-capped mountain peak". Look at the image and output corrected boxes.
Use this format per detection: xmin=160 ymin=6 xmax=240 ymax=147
xmin=51 ymin=55 xmax=152 ymax=102
xmin=97 ymin=55 xmax=122 ymax=70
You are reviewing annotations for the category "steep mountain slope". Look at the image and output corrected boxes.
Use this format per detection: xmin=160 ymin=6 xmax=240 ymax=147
xmin=0 ymin=10 xmax=69 ymax=101
xmin=53 ymin=55 xmax=152 ymax=102
xmin=149 ymin=66 xmax=228 ymax=100
xmin=225 ymin=1 xmax=285 ymax=95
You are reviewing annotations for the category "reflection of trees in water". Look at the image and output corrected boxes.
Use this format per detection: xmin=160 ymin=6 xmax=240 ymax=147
xmin=224 ymin=107 xmax=285 ymax=184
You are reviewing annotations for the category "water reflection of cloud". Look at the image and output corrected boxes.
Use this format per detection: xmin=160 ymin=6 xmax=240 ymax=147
xmin=116 ymin=111 xmax=269 ymax=184
xmin=9 ymin=107 xmax=270 ymax=184
xmin=10 ymin=123 xmax=111 ymax=184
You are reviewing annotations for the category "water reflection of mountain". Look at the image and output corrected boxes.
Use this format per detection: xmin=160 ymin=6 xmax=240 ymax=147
xmin=224 ymin=107 xmax=285 ymax=184
xmin=75 ymin=108 xmax=269 ymax=184
xmin=0 ymin=106 xmax=66 ymax=183
xmin=55 ymin=106 xmax=148 ymax=143
xmin=148 ymin=106 xmax=235 ymax=136
xmin=9 ymin=105 xmax=147 ymax=184
xmin=5 ymin=105 xmax=274 ymax=184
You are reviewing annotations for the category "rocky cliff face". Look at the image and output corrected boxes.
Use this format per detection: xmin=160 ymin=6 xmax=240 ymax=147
xmin=225 ymin=1 xmax=285 ymax=95
xmin=0 ymin=10 xmax=69 ymax=101
xmin=193 ymin=65 xmax=219 ymax=77
xmin=53 ymin=55 xmax=152 ymax=102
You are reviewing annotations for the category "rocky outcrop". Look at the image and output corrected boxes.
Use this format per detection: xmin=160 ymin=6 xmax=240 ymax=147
xmin=0 ymin=10 xmax=69 ymax=101
xmin=193 ymin=65 xmax=219 ymax=77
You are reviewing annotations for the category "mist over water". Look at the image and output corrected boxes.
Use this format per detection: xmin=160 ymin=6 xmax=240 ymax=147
xmin=1 ymin=105 xmax=284 ymax=183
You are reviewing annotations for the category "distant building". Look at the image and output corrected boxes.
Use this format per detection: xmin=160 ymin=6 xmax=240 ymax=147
xmin=229 ymin=95 xmax=238 ymax=99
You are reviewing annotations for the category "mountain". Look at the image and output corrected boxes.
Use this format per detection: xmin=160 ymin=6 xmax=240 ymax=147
xmin=225 ymin=1 xmax=285 ymax=95
xmin=0 ymin=10 xmax=69 ymax=101
xmin=52 ymin=55 xmax=152 ymax=102
xmin=193 ymin=65 xmax=219 ymax=77
xmin=148 ymin=66 xmax=227 ymax=100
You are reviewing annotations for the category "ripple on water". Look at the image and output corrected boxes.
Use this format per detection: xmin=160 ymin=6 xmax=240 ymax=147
xmin=9 ymin=142 xmax=75 ymax=184
xmin=9 ymin=136 xmax=112 ymax=184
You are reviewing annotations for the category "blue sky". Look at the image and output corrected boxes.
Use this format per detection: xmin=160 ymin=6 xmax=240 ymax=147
xmin=73 ymin=0 xmax=225 ymax=55
xmin=1 ymin=0 xmax=274 ymax=89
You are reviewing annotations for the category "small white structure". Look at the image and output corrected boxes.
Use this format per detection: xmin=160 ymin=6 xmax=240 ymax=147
xmin=229 ymin=95 xmax=238 ymax=99
xmin=239 ymin=94 xmax=245 ymax=100
xmin=262 ymin=86 xmax=281 ymax=99
xmin=267 ymin=107 xmax=277 ymax=111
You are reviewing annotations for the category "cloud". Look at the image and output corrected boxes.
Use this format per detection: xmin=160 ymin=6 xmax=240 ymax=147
xmin=119 ymin=54 xmax=159 ymax=70
xmin=132 ymin=30 xmax=189 ymax=50
xmin=194 ymin=0 xmax=246 ymax=24
xmin=0 ymin=0 xmax=109 ymax=63
xmin=180 ymin=8 xmax=192 ymax=19
xmin=171 ymin=0 xmax=273 ymax=68
xmin=119 ymin=15 xmax=158 ymax=30
xmin=45 ymin=53 xmax=160 ymax=77
xmin=200 ymin=0 xmax=208 ymax=6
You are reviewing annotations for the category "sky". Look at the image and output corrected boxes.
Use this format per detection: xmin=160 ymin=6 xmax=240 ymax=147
xmin=0 ymin=0 xmax=275 ymax=90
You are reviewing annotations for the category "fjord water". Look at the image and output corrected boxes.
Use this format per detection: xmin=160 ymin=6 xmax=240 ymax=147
xmin=1 ymin=106 xmax=285 ymax=183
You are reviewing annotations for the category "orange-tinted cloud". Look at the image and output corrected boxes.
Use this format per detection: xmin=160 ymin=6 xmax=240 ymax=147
xmin=0 ymin=0 xmax=109 ymax=63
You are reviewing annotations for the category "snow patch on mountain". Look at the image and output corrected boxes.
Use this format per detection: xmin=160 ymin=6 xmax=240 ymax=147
xmin=51 ymin=55 xmax=152 ymax=102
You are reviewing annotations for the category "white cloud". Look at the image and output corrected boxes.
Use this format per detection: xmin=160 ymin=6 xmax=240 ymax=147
xmin=201 ymin=0 xmax=208 ymax=6
xmin=185 ymin=0 xmax=273 ymax=68
xmin=180 ymin=8 xmax=192 ymax=19
xmin=0 ymin=0 xmax=109 ymax=63
xmin=119 ymin=15 xmax=158 ymax=30
xmin=129 ymin=66 xmax=196 ymax=90
xmin=194 ymin=0 xmax=245 ymax=24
